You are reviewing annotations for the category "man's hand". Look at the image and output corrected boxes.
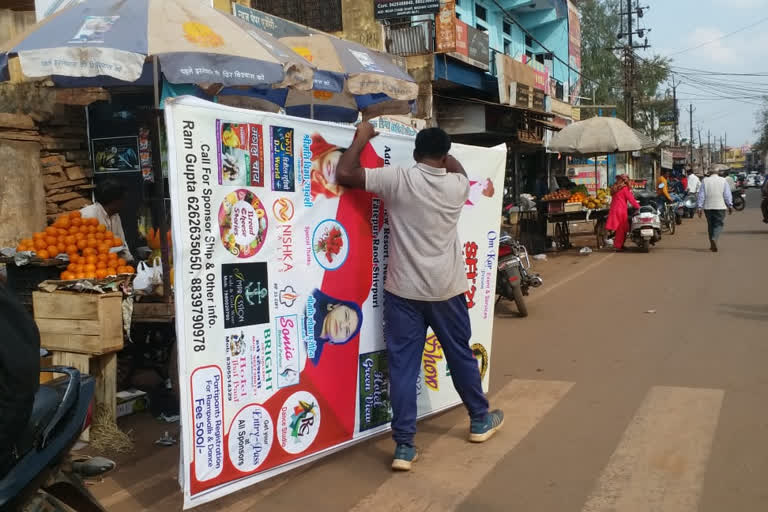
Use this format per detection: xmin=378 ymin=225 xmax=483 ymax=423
xmin=355 ymin=122 xmax=378 ymax=143
xmin=445 ymin=155 xmax=467 ymax=177
xmin=697 ymin=208 xmax=703 ymax=218
xmin=728 ymin=207 xmax=733 ymax=215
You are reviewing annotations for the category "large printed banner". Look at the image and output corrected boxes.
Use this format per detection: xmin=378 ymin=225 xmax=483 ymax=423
xmin=164 ymin=97 xmax=506 ymax=509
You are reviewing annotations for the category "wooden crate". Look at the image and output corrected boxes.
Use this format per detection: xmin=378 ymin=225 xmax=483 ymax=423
xmin=33 ymin=291 xmax=123 ymax=355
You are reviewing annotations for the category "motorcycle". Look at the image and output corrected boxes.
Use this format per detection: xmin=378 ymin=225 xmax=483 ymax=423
xmin=683 ymin=192 xmax=698 ymax=218
xmin=732 ymin=188 xmax=746 ymax=211
xmin=629 ymin=205 xmax=662 ymax=252
xmin=0 ymin=367 xmax=109 ymax=512
xmin=496 ymin=234 xmax=542 ymax=318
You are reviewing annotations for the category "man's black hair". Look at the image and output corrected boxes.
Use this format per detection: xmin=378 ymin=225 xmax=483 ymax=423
xmin=95 ymin=179 xmax=125 ymax=205
xmin=414 ymin=128 xmax=451 ymax=160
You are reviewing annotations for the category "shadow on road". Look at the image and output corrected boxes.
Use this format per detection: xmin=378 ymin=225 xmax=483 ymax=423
xmin=718 ymin=304 xmax=768 ymax=322
xmin=723 ymin=230 xmax=768 ymax=236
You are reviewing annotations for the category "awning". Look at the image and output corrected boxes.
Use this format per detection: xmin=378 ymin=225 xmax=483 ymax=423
xmin=532 ymin=118 xmax=562 ymax=131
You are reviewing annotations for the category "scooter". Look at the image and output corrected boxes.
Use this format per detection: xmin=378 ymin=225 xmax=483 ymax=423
xmin=732 ymin=188 xmax=746 ymax=211
xmin=496 ymin=234 xmax=542 ymax=318
xmin=0 ymin=367 xmax=109 ymax=512
xmin=629 ymin=205 xmax=662 ymax=252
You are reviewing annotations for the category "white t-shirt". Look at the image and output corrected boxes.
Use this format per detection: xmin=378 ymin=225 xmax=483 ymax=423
xmin=686 ymin=173 xmax=701 ymax=194
xmin=365 ymin=163 xmax=469 ymax=302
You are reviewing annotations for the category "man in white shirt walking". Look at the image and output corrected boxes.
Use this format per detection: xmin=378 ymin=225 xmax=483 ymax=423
xmin=697 ymin=171 xmax=733 ymax=252
xmin=685 ymin=167 xmax=700 ymax=195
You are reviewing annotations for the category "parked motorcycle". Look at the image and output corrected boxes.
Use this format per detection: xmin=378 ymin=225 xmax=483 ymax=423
xmin=629 ymin=205 xmax=662 ymax=252
xmin=0 ymin=367 xmax=108 ymax=512
xmin=732 ymin=188 xmax=746 ymax=211
xmin=683 ymin=192 xmax=698 ymax=218
xmin=496 ymin=234 xmax=542 ymax=318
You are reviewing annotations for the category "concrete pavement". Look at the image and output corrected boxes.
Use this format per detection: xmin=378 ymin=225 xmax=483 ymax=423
xmin=92 ymin=189 xmax=768 ymax=511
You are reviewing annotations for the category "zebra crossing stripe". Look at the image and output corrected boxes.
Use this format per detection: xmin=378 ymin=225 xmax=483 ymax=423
xmin=349 ymin=379 xmax=575 ymax=512
xmin=581 ymin=386 xmax=724 ymax=512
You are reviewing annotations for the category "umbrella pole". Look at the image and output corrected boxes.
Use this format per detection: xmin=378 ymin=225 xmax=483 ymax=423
xmin=310 ymin=93 xmax=314 ymax=120
xmin=151 ymin=56 xmax=172 ymax=302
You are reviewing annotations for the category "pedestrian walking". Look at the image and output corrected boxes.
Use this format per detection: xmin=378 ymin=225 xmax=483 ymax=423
xmin=697 ymin=171 xmax=733 ymax=252
xmin=605 ymin=174 xmax=640 ymax=252
xmin=335 ymin=123 xmax=504 ymax=471
xmin=686 ymin=167 xmax=701 ymax=195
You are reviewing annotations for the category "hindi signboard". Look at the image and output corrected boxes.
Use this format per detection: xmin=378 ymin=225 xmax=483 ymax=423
xmin=164 ymin=97 xmax=505 ymax=509
xmin=374 ymin=0 xmax=440 ymax=20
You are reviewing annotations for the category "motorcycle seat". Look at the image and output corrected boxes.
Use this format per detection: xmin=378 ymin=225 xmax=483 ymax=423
xmin=15 ymin=385 xmax=61 ymax=457
xmin=638 ymin=205 xmax=656 ymax=214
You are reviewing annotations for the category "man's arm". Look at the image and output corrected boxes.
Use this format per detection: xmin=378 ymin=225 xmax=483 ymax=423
xmin=335 ymin=123 xmax=378 ymax=190
xmin=445 ymin=155 xmax=467 ymax=178
xmin=697 ymin=181 xmax=705 ymax=210
xmin=723 ymin=180 xmax=733 ymax=210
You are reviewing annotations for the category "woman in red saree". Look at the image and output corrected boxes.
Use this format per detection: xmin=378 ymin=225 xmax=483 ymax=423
xmin=605 ymin=174 xmax=640 ymax=251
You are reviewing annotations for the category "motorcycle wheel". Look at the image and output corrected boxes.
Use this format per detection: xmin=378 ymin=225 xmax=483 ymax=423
xmin=675 ymin=213 xmax=683 ymax=225
xmin=733 ymin=196 xmax=746 ymax=211
xmin=641 ymin=238 xmax=650 ymax=253
xmin=668 ymin=214 xmax=676 ymax=235
xmin=511 ymin=285 xmax=528 ymax=318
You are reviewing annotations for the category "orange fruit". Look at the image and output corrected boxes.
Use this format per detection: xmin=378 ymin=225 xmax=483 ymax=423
xmin=95 ymin=269 xmax=108 ymax=279
xmin=69 ymin=210 xmax=81 ymax=219
xmin=45 ymin=227 xmax=57 ymax=236
xmin=86 ymin=239 xmax=98 ymax=249
xmin=64 ymin=235 xmax=75 ymax=245
xmin=116 ymin=258 xmax=127 ymax=268
xmin=68 ymin=226 xmax=79 ymax=235
xmin=47 ymin=245 xmax=59 ymax=256
xmin=96 ymin=224 xmax=106 ymax=232
xmin=107 ymin=252 xmax=118 ymax=261
xmin=33 ymin=232 xmax=45 ymax=240
xmin=58 ymin=216 xmax=70 ymax=229
xmin=96 ymin=261 xmax=107 ymax=270
xmin=106 ymin=267 xmax=117 ymax=277
xmin=37 ymin=249 xmax=50 ymax=259
xmin=71 ymin=217 xmax=82 ymax=227
xmin=112 ymin=238 xmax=123 ymax=248
xmin=45 ymin=236 xmax=57 ymax=246
xmin=86 ymin=225 xmax=96 ymax=234
xmin=60 ymin=271 xmax=75 ymax=281
xmin=75 ymin=272 xmax=86 ymax=280
xmin=104 ymin=231 xmax=114 ymax=239
xmin=84 ymin=263 xmax=96 ymax=273
xmin=124 ymin=265 xmax=135 ymax=274
xmin=65 ymin=244 xmax=77 ymax=255
xmin=34 ymin=238 xmax=47 ymax=250
xmin=97 ymin=243 xmax=111 ymax=254
xmin=16 ymin=244 xmax=26 ymax=252
xmin=116 ymin=266 xmax=127 ymax=274
xmin=57 ymin=236 xmax=66 ymax=247
xmin=70 ymin=254 xmax=81 ymax=264
xmin=79 ymin=225 xmax=89 ymax=235
xmin=76 ymin=239 xmax=87 ymax=250
xmin=95 ymin=232 xmax=105 ymax=241
xmin=58 ymin=228 xmax=68 ymax=237
xmin=97 ymin=253 xmax=108 ymax=262
xmin=85 ymin=255 xmax=97 ymax=265
xmin=83 ymin=247 xmax=96 ymax=256
xmin=67 ymin=263 xmax=78 ymax=273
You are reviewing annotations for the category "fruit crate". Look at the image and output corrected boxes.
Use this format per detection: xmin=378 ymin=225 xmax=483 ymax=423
xmin=4 ymin=261 xmax=65 ymax=314
xmin=564 ymin=202 xmax=583 ymax=212
xmin=546 ymin=199 xmax=566 ymax=214
xmin=33 ymin=291 xmax=124 ymax=355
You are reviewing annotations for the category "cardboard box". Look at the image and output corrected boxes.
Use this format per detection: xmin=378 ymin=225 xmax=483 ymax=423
xmin=116 ymin=389 xmax=149 ymax=418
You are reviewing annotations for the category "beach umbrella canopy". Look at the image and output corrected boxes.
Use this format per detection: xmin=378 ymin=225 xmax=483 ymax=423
xmin=0 ymin=0 xmax=314 ymax=90
xmin=549 ymin=116 xmax=656 ymax=155
xmin=228 ymin=8 xmax=418 ymax=122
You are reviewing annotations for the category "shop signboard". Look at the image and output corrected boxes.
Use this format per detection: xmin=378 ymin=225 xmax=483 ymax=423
xmin=661 ymin=149 xmax=673 ymax=170
xmin=435 ymin=0 xmax=457 ymax=53
xmin=522 ymin=55 xmax=550 ymax=93
xmin=567 ymin=0 xmax=582 ymax=104
xmin=510 ymin=82 xmax=532 ymax=109
xmin=532 ymin=89 xmax=546 ymax=112
xmin=496 ymin=53 xmax=536 ymax=105
xmin=164 ymin=97 xmax=506 ymax=509
xmin=451 ymin=20 xmax=490 ymax=71
xmin=232 ymin=4 xmax=311 ymax=38
xmin=374 ymin=0 xmax=440 ymax=19
xmin=568 ymin=156 xmax=607 ymax=193
xmin=551 ymin=98 xmax=572 ymax=119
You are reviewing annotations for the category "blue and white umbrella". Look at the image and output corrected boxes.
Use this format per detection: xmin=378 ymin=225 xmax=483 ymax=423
xmin=0 ymin=0 xmax=314 ymax=90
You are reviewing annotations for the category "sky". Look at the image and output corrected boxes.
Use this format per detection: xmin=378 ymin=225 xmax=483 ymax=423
xmin=637 ymin=0 xmax=768 ymax=147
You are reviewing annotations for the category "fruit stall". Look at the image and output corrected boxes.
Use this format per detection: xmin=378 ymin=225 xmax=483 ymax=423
xmin=539 ymin=186 xmax=612 ymax=250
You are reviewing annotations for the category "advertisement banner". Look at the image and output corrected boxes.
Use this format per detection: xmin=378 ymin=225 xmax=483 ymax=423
xmin=451 ymin=20 xmax=490 ymax=71
xmin=496 ymin=53 xmax=536 ymax=105
xmin=567 ymin=0 xmax=582 ymax=104
xmin=164 ymin=97 xmax=506 ymax=509
xmin=374 ymin=0 xmax=440 ymax=19
xmin=661 ymin=149 xmax=673 ymax=170
xmin=34 ymin=0 xmax=79 ymax=21
xmin=435 ymin=0 xmax=457 ymax=53
xmin=522 ymin=55 xmax=550 ymax=93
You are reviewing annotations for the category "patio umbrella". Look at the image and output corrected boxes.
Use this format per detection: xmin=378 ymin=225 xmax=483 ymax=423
xmin=227 ymin=8 xmax=418 ymax=122
xmin=0 ymin=0 xmax=314 ymax=90
xmin=549 ymin=116 xmax=656 ymax=155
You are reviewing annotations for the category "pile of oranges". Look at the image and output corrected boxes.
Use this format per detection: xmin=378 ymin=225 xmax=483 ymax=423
xmin=15 ymin=210 xmax=135 ymax=281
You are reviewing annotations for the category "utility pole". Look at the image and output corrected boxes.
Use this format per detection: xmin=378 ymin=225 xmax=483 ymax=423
xmin=707 ymin=130 xmax=711 ymax=169
xmin=615 ymin=1 xmax=651 ymax=128
xmin=689 ymin=104 xmax=695 ymax=165
xmin=672 ymin=75 xmax=678 ymax=146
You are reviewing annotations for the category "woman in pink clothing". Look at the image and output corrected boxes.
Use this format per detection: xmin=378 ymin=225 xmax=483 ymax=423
xmin=605 ymin=174 xmax=640 ymax=252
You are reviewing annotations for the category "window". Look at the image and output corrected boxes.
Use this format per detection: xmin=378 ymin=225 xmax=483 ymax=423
xmin=504 ymin=39 xmax=512 ymax=55
xmin=456 ymin=12 xmax=462 ymax=19
xmin=475 ymin=3 xmax=487 ymax=21
xmin=525 ymin=50 xmax=533 ymax=60
xmin=525 ymin=34 xmax=533 ymax=47
xmin=476 ymin=24 xmax=487 ymax=32
xmin=503 ymin=21 xmax=511 ymax=35
xmin=535 ymin=53 xmax=544 ymax=64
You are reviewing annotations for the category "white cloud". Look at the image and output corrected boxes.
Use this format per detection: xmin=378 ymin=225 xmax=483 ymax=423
xmin=712 ymin=0 xmax=768 ymax=8
xmin=686 ymin=27 xmax=736 ymax=65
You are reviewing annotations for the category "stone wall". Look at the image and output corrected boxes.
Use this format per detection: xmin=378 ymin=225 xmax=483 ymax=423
xmin=0 ymin=139 xmax=44 ymax=247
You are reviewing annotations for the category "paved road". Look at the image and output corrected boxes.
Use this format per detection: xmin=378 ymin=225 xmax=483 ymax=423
xmin=94 ymin=189 xmax=768 ymax=511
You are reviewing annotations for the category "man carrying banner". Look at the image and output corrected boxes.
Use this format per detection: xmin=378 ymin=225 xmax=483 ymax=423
xmin=336 ymin=123 xmax=504 ymax=471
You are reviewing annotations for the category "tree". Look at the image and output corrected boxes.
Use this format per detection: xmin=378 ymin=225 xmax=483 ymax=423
xmin=755 ymin=97 xmax=768 ymax=155
xmin=578 ymin=0 xmax=671 ymax=138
